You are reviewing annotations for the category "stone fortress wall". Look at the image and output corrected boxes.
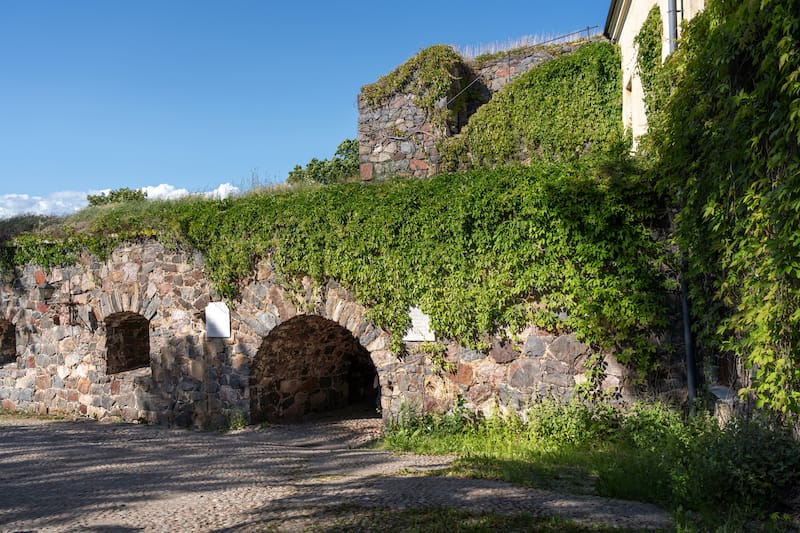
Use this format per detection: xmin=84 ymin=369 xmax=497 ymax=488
xmin=0 ymin=240 xmax=659 ymax=428
xmin=357 ymin=39 xmax=598 ymax=181
xmin=0 ymin=36 xmax=688 ymax=428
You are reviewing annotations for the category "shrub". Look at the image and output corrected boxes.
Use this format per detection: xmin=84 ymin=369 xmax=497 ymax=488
xmin=286 ymin=139 xmax=359 ymax=185
xmin=680 ymin=418 xmax=800 ymax=513
xmin=86 ymin=187 xmax=147 ymax=206
xmin=525 ymin=398 xmax=621 ymax=448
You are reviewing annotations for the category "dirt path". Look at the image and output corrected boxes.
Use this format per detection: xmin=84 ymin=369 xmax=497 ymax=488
xmin=0 ymin=415 xmax=672 ymax=531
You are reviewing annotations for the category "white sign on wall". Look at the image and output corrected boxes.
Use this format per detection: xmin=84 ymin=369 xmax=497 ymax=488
xmin=205 ymin=302 xmax=231 ymax=338
xmin=402 ymin=306 xmax=436 ymax=342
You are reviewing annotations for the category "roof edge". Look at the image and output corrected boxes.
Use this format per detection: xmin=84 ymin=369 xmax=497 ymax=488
xmin=604 ymin=0 xmax=630 ymax=42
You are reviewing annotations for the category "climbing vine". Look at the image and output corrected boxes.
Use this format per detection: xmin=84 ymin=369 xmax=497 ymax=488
xmin=438 ymin=42 xmax=625 ymax=171
xmin=635 ymin=7 xmax=663 ymax=116
xmin=653 ymin=0 xmax=800 ymax=416
xmin=0 ymin=158 xmax=668 ymax=376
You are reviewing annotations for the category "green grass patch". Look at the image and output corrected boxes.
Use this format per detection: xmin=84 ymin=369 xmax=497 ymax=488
xmin=285 ymin=505 xmax=629 ymax=532
xmin=0 ymin=407 xmax=71 ymax=421
xmin=381 ymin=399 xmax=800 ymax=531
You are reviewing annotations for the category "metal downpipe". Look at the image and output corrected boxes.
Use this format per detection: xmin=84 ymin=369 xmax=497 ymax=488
xmin=680 ymin=268 xmax=697 ymax=404
xmin=667 ymin=0 xmax=679 ymax=54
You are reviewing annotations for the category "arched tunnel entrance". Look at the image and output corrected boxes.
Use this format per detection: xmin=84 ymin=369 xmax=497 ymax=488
xmin=249 ymin=315 xmax=379 ymax=423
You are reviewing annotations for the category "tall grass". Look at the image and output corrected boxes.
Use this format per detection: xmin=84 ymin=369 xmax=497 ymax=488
xmin=454 ymin=27 xmax=603 ymax=60
xmin=383 ymin=399 xmax=800 ymax=530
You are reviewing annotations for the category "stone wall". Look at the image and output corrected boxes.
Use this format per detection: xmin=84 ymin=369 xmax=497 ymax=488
xmin=0 ymin=240 xmax=664 ymax=428
xmin=0 ymin=243 xmax=214 ymax=425
xmin=383 ymin=332 xmax=636 ymax=419
xmin=357 ymin=92 xmax=444 ymax=180
xmin=358 ymin=40 xmax=598 ymax=181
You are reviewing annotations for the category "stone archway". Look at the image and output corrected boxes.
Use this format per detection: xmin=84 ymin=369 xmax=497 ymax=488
xmin=249 ymin=315 xmax=378 ymax=422
xmin=0 ymin=319 xmax=15 ymax=364
xmin=104 ymin=312 xmax=150 ymax=374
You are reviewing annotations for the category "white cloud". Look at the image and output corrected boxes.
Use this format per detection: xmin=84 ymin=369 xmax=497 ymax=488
xmin=142 ymin=182 xmax=240 ymax=201
xmin=0 ymin=182 xmax=241 ymax=219
xmin=202 ymin=183 xmax=240 ymax=199
xmin=0 ymin=191 xmax=89 ymax=218
xmin=141 ymin=183 xmax=190 ymax=200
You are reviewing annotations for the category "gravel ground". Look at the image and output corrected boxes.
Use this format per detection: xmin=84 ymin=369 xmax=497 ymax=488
xmin=0 ymin=413 xmax=673 ymax=532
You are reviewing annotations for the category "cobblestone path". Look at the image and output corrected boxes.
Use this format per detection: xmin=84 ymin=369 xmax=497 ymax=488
xmin=0 ymin=416 xmax=672 ymax=531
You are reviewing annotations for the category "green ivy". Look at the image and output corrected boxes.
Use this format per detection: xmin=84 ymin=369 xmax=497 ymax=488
xmin=438 ymin=42 xmax=625 ymax=170
xmin=1 ymin=159 xmax=668 ymax=376
xmin=653 ymin=0 xmax=800 ymax=417
xmin=634 ymin=7 xmax=663 ymax=116
xmin=3 ymin=230 xmax=159 ymax=272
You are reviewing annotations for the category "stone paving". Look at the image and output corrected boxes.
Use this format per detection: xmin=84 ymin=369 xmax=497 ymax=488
xmin=0 ymin=415 xmax=672 ymax=532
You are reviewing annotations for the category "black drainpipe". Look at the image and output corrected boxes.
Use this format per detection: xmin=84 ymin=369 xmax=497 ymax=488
xmin=680 ymin=267 xmax=697 ymax=404
xmin=667 ymin=0 xmax=694 ymax=404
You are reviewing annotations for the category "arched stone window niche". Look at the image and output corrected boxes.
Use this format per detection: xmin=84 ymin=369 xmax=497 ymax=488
xmin=250 ymin=315 xmax=378 ymax=422
xmin=104 ymin=312 xmax=151 ymax=374
xmin=0 ymin=319 xmax=16 ymax=364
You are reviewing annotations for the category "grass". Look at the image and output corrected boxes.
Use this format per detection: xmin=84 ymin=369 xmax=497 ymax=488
xmin=0 ymin=406 xmax=71 ymax=421
xmin=380 ymin=399 xmax=800 ymax=531
xmin=254 ymin=505 xmax=631 ymax=532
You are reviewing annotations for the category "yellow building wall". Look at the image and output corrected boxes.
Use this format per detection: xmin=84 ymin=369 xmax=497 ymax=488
xmin=606 ymin=0 xmax=705 ymax=144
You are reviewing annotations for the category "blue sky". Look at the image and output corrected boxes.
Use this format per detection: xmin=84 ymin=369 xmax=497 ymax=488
xmin=0 ymin=0 xmax=610 ymax=217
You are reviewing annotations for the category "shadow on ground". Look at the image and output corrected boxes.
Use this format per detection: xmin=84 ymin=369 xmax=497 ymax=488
xmin=0 ymin=416 xmax=671 ymax=531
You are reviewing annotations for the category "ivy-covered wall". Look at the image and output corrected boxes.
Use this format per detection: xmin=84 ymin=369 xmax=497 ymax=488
xmin=0 ymin=26 xmax=709 ymax=425
xmin=438 ymin=41 xmax=624 ymax=171
xmin=0 ymin=238 xmax=662 ymax=426
xmin=648 ymin=0 xmax=800 ymax=418
xmin=357 ymin=38 xmax=609 ymax=180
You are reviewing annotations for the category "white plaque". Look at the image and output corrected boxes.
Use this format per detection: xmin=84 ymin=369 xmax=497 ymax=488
xmin=403 ymin=306 xmax=436 ymax=342
xmin=205 ymin=302 xmax=231 ymax=338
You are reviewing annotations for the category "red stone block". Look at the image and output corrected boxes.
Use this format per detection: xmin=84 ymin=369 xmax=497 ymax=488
xmin=451 ymin=363 xmax=474 ymax=386
xmin=410 ymin=159 xmax=429 ymax=171
xmin=35 ymin=375 xmax=51 ymax=389
xmin=360 ymin=162 xmax=373 ymax=181
xmin=77 ymin=378 xmax=91 ymax=394
xmin=1 ymin=399 xmax=16 ymax=411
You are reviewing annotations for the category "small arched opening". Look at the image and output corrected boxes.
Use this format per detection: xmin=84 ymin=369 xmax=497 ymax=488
xmin=104 ymin=312 xmax=150 ymax=374
xmin=250 ymin=315 xmax=378 ymax=423
xmin=0 ymin=319 xmax=16 ymax=364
